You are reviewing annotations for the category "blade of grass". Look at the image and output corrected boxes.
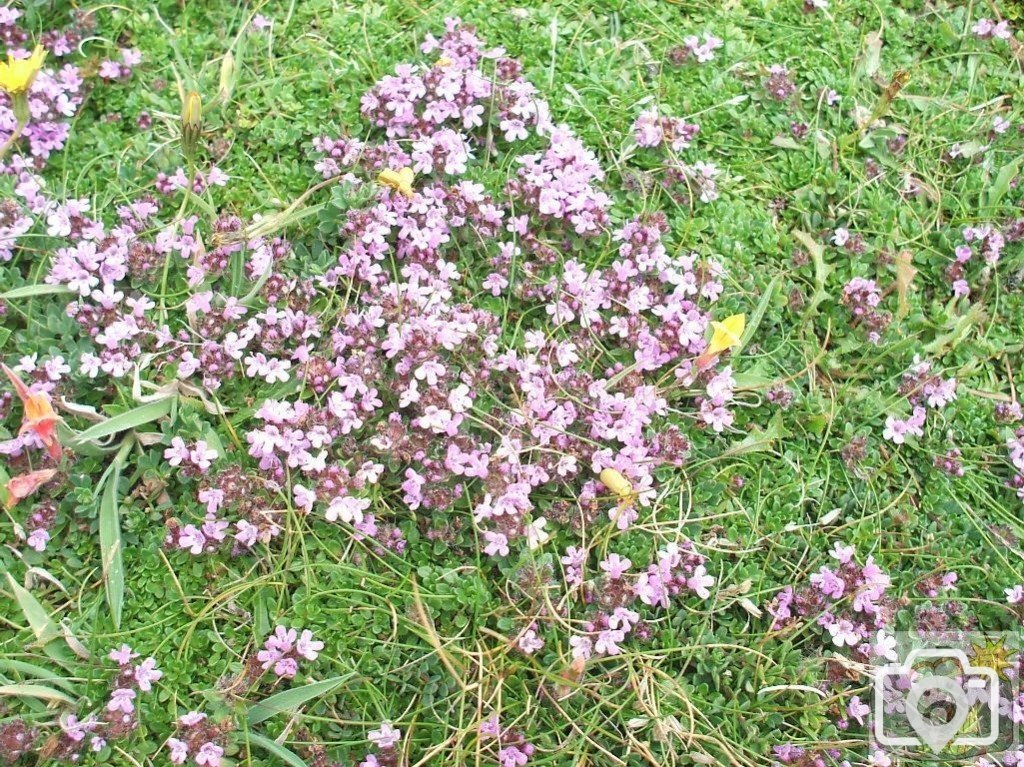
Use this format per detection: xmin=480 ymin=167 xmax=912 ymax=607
xmin=0 ymin=683 xmax=76 ymax=705
xmin=99 ymin=436 xmax=134 ymax=630
xmin=246 ymin=674 xmax=352 ymax=725
xmin=69 ymin=397 xmax=173 ymax=446
xmin=246 ymin=732 xmax=308 ymax=767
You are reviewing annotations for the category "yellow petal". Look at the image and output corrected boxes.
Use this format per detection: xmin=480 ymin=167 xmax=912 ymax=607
xmin=599 ymin=468 xmax=633 ymax=499
xmin=707 ymin=313 xmax=745 ymax=356
xmin=378 ymin=167 xmax=415 ymax=198
xmin=0 ymin=45 xmax=46 ymax=95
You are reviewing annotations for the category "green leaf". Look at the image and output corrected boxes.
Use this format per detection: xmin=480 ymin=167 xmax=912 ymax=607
xmin=0 ymin=660 xmax=77 ymax=693
xmin=0 ymin=683 xmax=76 ymax=704
xmin=246 ymin=675 xmax=350 ymax=725
xmin=769 ymin=136 xmax=802 ymax=151
xmin=100 ymin=471 xmax=125 ymax=629
xmin=246 ymin=732 xmax=308 ymax=767
xmin=5 ymin=573 xmax=61 ymax=646
xmin=792 ymin=230 xmax=834 ymax=317
xmin=741 ymin=275 xmax=780 ymax=348
xmin=69 ymin=397 xmax=173 ymax=446
xmin=724 ymin=412 xmax=791 ymax=456
xmin=984 ymin=158 xmax=1021 ymax=209
xmin=0 ymin=284 xmax=74 ymax=300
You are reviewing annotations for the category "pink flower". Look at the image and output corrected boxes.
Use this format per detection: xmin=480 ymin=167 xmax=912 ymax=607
xmin=108 ymin=644 xmax=137 ymax=665
xmin=829 ymin=542 xmax=855 ymax=564
xmin=164 ymin=436 xmax=190 ymax=466
xmin=189 ymin=441 xmax=219 ymax=471
xmin=134 ymin=657 xmax=162 ymax=691
xmin=325 ymin=494 xmax=371 ymax=524
xmin=873 ymin=630 xmax=898 ymax=661
xmin=810 ymin=566 xmax=845 ymax=599
xmin=296 ymin=630 xmax=324 ymax=661
xmin=196 ymin=742 xmax=224 ymax=767
xmin=847 ymin=695 xmax=870 ymax=725
xmin=498 ymin=746 xmax=529 ymax=767
xmin=569 ymin=635 xmax=593 ymax=660
xmin=483 ymin=531 xmax=509 ymax=557
xmin=517 ymin=629 xmax=544 ymax=654
xmin=106 ymin=687 xmax=136 ymax=714
xmin=826 ymin=619 xmax=861 ymax=647
xmin=368 ymin=721 xmax=401 ymax=749
xmin=686 ymin=565 xmax=715 ymax=599
xmin=599 ymin=553 xmax=631 ymax=580
xmin=594 ymin=628 xmax=626 ymax=656
xmin=167 ymin=738 xmax=189 ymax=764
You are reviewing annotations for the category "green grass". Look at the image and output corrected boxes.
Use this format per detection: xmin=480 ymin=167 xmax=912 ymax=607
xmin=1 ymin=1 xmax=1024 ymax=766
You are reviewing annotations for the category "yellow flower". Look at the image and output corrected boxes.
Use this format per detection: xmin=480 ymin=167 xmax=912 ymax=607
xmin=706 ymin=313 xmax=746 ymax=356
xmin=378 ymin=167 xmax=416 ymax=198
xmin=436 ymin=56 xmax=454 ymax=68
xmin=0 ymin=45 xmax=46 ymax=96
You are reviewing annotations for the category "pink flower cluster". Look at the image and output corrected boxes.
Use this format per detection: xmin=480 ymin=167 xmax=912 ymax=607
xmin=155 ymin=165 xmax=230 ymax=195
xmin=360 ymin=721 xmax=403 ymax=767
xmin=97 ymin=48 xmax=142 ymax=80
xmin=882 ymin=357 xmax=957 ymax=444
xmin=632 ymin=107 xmax=700 ymax=151
xmin=0 ymin=9 xmax=90 ymax=170
xmin=679 ymin=33 xmax=723 ymax=64
xmin=768 ymin=543 xmax=897 ymax=658
xmin=256 ymin=625 xmax=324 ymax=679
xmin=167 ymin=712 xmax=226 ymax=767
xmin=0 ymin=197 xmax=33 ymax=261
xmin=564 ymin=539 xmax=713 ymax=662
xmin=479 ymin=715 xmax=535 ymax=767
xmin=43 ymin=645 xmax=161 ymax=760
xmin=947 ymin=223 xmax=1006 ymax=298
xmin=164 ymin=438 xmax=219 ymax=474
xmin=361 ymin=17 xmax=551 ymax=142
xmin=506 ymin=125 xmax=611 ymax=235
xmin=22 ymin=22 xmax=736 ymax=580
xmin=764 ymin=64 xmax=797 ymax=101
xmin=973 ymin=18 xmax=1013 ymax=40
xmin=167 ymin=465 xmax=287 ymax=557
xmin=1006 ymin=428 xmax=1024 ymax=501
xmin=841 ymin=277 xmax=890 ymax=343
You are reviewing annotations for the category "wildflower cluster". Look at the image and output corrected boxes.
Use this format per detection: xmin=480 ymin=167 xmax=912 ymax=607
xmin=667 ymin=33 xmax=723 ymax=65
xmin=0 ymin=8 xmax=136 ymax=174
xmin=973 ymin=18 xmax=1013 ymax=40
xmin=882 ymin=357 xmax=957 ymax=445
xmin=1006 ymin=428 xmax=1024 ymax=501
xmin=97 ymin=48 xmax=141 ymax=81
xmin=768 ymin=543 xmax=898 ymax=657
xmin=841 ymin=277 xmax=890 ymax=343
xmin=257 ymin=625 xmax=324 ymax=679
xmin=632 ymin=108 xmax=700 ymax=151
xmin=560 ymin=539 xmax=714 ymax=662
xmin=946 ymin=223 xmax=1007 ymax=298
xmin=228 ymin=21 xmax=735 ymax=567
xmin=167 ymin=712 xmax=230 ymax=767
xmin=16 ymin=645 xmax=163 ymax=762
xmin=359 ymin=721 xmax=402 ymax=767
xmin=480 ymin=715 xmax=536 ymax=767
xmin=360 ymin=18 xmax=551 ymax=142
